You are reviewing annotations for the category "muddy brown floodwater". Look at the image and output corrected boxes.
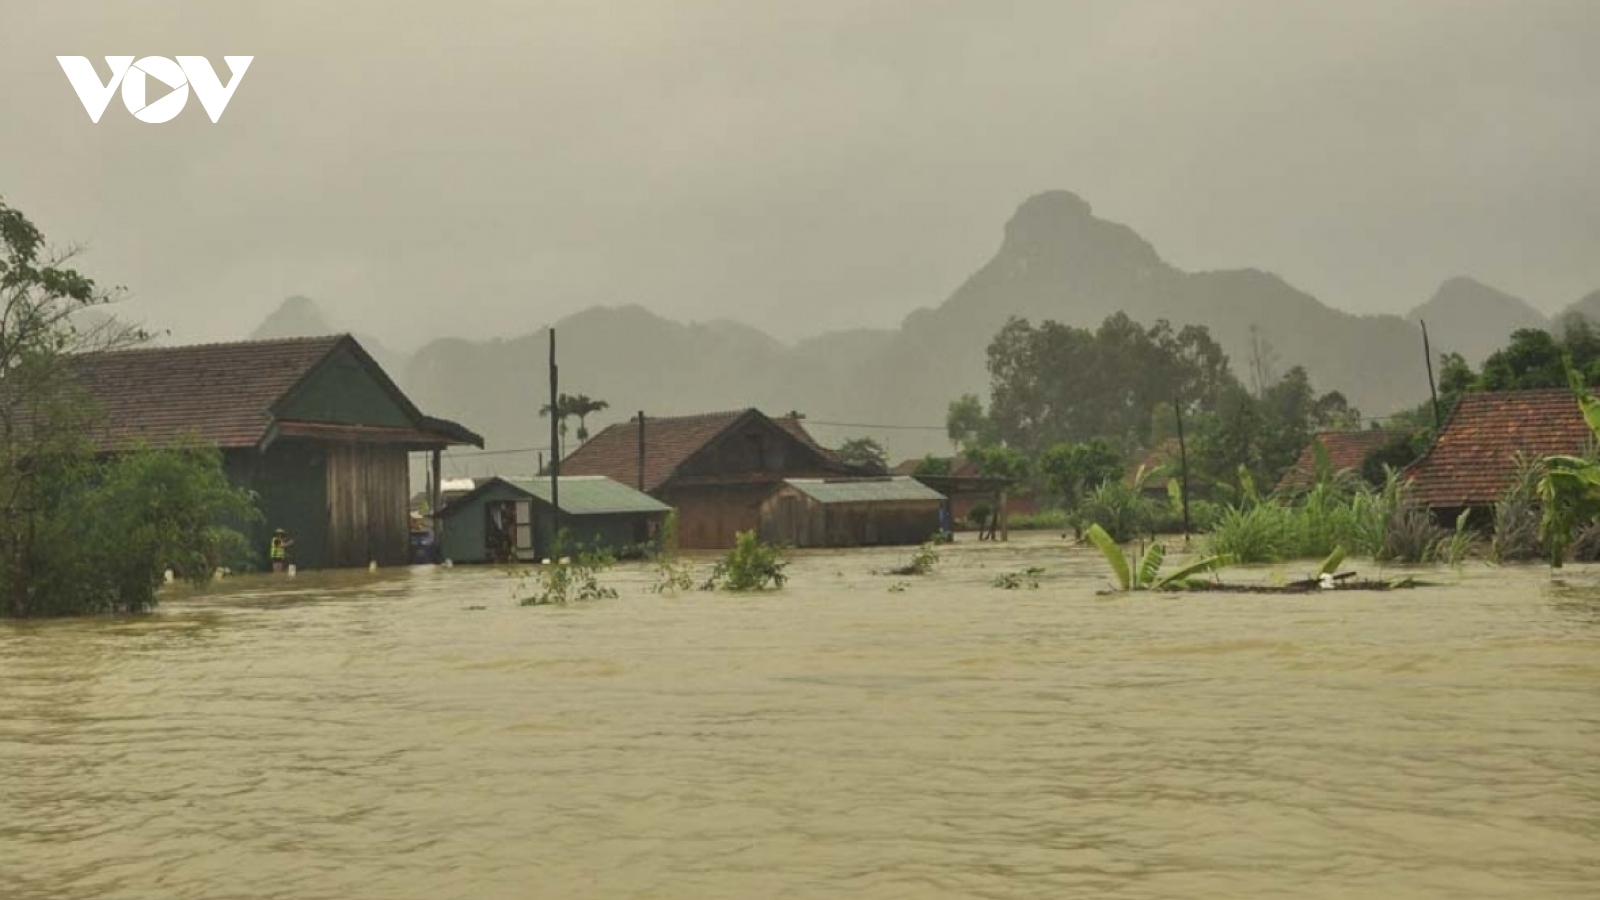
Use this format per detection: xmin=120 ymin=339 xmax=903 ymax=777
xmin=3 ymin=534 xmax=1598 ymax=899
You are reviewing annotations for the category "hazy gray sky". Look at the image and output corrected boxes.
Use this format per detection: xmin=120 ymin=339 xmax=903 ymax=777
xmin=4 ymin=0 xmax=1597 ymax=348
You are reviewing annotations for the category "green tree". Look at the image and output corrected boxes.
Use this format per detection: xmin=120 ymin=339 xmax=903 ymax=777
xmin=982 ymin=313 xmax=1233 ymax=455
xmin=0 ymin=197 xmax=257 ymax=617
xmin=835 ymin=436 xmax=889 ymax=472
xmin=1037 ymin=439 xmax=1124 ymax=510
xmin=945 ymin=393 xmax=996 ymax=452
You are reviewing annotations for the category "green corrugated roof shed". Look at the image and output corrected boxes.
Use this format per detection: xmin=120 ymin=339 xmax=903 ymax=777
xmin=784 ymin=476 xmax=946 ymax=505
xmin=500 ymin=476 xmax=671 ymax=516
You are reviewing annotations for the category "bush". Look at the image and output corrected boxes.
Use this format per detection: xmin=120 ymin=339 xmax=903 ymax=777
xmin=888 ymin=542 xmax=940 ymax=576
xmin=702 ymin=530 xmax=787 ymax=591
xmin=1491 ymin=457 xmax=1545 ymax=563
xmin=1073 ymin=481 xmax=1152 ymax=543
xmin=1206 ymin=504 xmax=1289 ymax=564
xmin=17 ymin=447 xmax=259 ymax=617
xmin=520 ymin=541 xmax=617 ymax=606
xmin=650 ymin=511 xmax=695 ymax=594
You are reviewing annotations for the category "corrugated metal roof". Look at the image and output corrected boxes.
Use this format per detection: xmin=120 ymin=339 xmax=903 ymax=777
xmin=785 ymin=476 xmax=946 ymax=505
xmin=501 ymin=475 xmax=672 ymax=516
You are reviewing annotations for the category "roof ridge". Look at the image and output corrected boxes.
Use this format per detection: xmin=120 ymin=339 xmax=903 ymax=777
xmin=76 ymin=333 xmax=350 ymax=358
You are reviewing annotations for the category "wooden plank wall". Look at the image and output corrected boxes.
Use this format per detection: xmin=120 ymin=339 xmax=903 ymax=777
xmin=325 ymin=443 xmax=410 ymax=567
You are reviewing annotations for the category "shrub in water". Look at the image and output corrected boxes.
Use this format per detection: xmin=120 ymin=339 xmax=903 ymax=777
xmin=520 ymin=541 xmax=618 ymax=606
xmin=702 ymin=530 xmax=787 ymax=591
xmin=1073 ymin=481 xmax=1152 ymax=543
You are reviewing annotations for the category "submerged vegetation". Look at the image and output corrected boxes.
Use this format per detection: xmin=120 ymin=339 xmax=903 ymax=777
xmin=1 ymin=198 xmax=259 ymax=618
xmin=518 ymin=540 xmax=618 ymax=606
xmin=650 ymin=511 xmax=696 ymax=595
xmin=701 ymin=530 xmax=788 ymax=592
xmin=1085 ymin=524 xmax=1229 ymax=591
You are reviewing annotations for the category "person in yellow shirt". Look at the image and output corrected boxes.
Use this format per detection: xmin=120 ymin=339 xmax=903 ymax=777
xmin=269 ymin=528 xmax=295 ymax=573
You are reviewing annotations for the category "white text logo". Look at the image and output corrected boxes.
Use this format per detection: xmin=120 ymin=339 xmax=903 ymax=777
xmin=57 ymin=56 xmax=253 ymax=123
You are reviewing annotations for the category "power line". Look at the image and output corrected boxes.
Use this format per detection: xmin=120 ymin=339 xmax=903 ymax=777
xmin=800 ymin=420 xmax=948 ymax=431
xmin=443 ymin=445 xmax=550 ymax=459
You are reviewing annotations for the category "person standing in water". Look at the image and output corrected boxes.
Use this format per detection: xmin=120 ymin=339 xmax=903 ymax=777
xmin=270 ymin=528 xmax=295 ymax=573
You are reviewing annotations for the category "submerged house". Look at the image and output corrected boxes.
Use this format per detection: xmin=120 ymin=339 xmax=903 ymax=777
xmin=758 ymin=476 xmax=946 ymax=548
xmin=67 ymin=335 xmax=482 ymax=569
xmin=436 ymin=475 xmax=670 ymax=563
xmin=892 ymin=454 xmax=1029 ymax=531
xmin=559 ymin=409 xmax=856 ymax=549
xmin=1275 ymin=430 xmax=1402 ymax=493
xmin=1405 ymin=389 xmax=1594 ymax=521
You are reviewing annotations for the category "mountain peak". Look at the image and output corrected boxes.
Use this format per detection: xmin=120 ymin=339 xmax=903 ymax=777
xmin=250 ymin=295 xmax=335 ymax=340
xmin=997 ymin=190 xmax=1162 ymax=272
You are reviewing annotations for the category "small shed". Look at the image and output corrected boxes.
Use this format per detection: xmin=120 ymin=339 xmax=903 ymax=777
xmin=437 ymin=475 xmax=670 ymax=563
xmin=759 ymin=476 xmax=947 ymax=548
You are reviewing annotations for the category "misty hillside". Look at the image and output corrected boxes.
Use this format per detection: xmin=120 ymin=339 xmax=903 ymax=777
xmin=1405 ymin=277 xmax=1549 ymax=364
xmin=258 ymin=191 xmax=1582 ymax=464
xmin=1557 ymin=289 xmax=1600 ymax=330
xmin=249 ymin=295 xmax=401 ymax=376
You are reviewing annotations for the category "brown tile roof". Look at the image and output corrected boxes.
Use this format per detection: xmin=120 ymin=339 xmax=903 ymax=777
xmin=1404 ymin=389 xmax=1595 ymax=508
xmin=1276 ymin=430 xmax=1402 ymax=491
xmin=559 ymin=409 xmax=841 ymax=492
xmin=62 ymin=335 xmax=481 ymax=451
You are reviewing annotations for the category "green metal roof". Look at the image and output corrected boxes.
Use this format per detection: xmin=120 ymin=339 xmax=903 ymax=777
xmin=784 ymin=476 xmax=946 ymax=505
xmin=500 ymin=476 xmax=671 ymax=516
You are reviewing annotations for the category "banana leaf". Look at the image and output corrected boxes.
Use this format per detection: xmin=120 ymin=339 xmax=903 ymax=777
xmin=1086 ymin=523 xmax=1131 ymax=591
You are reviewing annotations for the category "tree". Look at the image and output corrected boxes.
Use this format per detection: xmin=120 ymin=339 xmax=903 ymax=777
xmin=566 ymin=393 xmax=609 ymax=443
xmin=981 ymin=314 xmax=1235 ymax=456
xmin=1037 ymin=439 xmax=1124 ymax=510
xmin=540 ymin=392 xmax=575 ymax=457
xmin=945 ymin=394 xmax=995 ymax=453
xmin=0 ymin=197 xmax=256 ymax=617
xmin=835 ymin=436 xmax=889 ymax=473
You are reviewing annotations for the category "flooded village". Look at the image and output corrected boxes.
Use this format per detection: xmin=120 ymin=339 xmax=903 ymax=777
xmin=7 ymin=5 xmax=1600 ymax=899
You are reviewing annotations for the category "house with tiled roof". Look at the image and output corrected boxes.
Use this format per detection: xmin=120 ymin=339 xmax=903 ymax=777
xmin=65 ymin=335 xmax=481 ymax=569
xmin=1404 ymin=389 xmax=1595 ymax=517
xmin=558 ymin=409 xmax=856 ymax=548
xmin=1276 ymin=430 xmax=1402 ymax=493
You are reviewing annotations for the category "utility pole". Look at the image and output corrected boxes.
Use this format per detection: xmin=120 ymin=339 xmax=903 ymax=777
xmin=1420 ymin=320 xmax=1442 ymax=431
xmin=548 ymin=328 xmax=560 ymax=555
xmin=1175 ymin=397 xmax=1192 ymax=544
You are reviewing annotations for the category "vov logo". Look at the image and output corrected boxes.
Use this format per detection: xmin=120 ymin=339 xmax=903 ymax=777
xmin=57 ymin=56 xmax=253 ymax=123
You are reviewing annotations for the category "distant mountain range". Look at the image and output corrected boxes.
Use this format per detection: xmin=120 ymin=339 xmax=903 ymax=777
xmin=238 ymin=190 xmax=1597 ymax=463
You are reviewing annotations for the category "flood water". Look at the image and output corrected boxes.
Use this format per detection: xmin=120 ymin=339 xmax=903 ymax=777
xmin=3 ymin=534 xmax=1598 ymax=899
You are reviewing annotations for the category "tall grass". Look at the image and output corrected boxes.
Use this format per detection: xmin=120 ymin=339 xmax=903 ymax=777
xmin=1205 ymin=469 xmax=1466 ymax=564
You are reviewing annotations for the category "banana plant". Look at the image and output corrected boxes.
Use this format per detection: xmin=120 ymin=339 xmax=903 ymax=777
xmin=1537 ymin=364 xmax=1600 ymax=567
xmin=1086 ymin=523 xmax=1231 ymax=591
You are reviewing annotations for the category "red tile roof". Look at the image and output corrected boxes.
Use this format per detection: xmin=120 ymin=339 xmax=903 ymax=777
xmin=61 ymin=335 xmax=480 ymax=451
xmin=1404 ymin=390 xmax=1595 ymax=508
xmin=1276 ymin=430 xmax=1402 ymax=491
xmin=559 ymin=409 xmax=840 ymax=492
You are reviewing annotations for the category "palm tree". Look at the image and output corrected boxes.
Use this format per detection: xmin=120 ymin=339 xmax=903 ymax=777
xmin=567 ymin=394 xmax=610 ymax=443
xmin=539 ymin=392 xmax=575 ymax=459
